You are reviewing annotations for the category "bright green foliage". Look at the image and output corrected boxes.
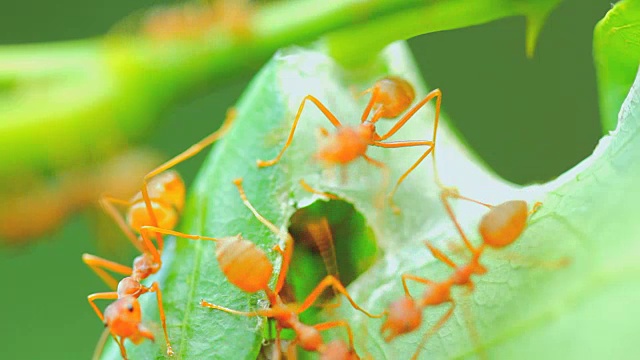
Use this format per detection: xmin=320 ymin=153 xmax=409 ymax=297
xmin=0 ymin=0 xmax=561 ymax=178
xmin=594 ymin=0 xmax=640 ymax=132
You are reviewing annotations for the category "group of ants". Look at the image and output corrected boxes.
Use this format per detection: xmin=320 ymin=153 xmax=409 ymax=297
xmin=84 ymin=77 xmax=545 ymax=360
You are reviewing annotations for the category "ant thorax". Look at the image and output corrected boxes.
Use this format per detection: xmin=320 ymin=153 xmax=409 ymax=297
xmin=316 ymin=126 xmax=371 ymax=165
xmin=117 ymin=277 xmax=143 ymax=297
xmin=290 ymin=321 xmax=323 ymax=351
xmin=272 ymin=304 xmax=299 ymax=329
xmin=132 ymin=253 xmax=158 ymax=280
xmin=420 ymin=282 xmax=452 ymax=306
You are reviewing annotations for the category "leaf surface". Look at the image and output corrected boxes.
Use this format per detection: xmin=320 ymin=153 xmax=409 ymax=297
xmin=103 ymin=33 xmax=640 ymax=360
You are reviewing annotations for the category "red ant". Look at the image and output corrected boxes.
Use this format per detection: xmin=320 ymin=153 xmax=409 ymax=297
xmin=141 ymin=178 xmax=381 ymax=358
xmin=380 ymin=189 xmax=537 ymax=359
xmin=83 ymin=110 xmax=235 ymax=358
xmin=256 ymin=76 xmax=442 ymax=213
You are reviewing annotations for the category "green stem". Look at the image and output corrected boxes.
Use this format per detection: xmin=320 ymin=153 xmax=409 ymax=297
xmin=0 ymin=0 xmax=562 ymax=177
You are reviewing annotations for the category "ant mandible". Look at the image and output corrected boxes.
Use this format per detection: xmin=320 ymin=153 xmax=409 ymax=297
xmin=256 ymin=76 xmax=442 ymax=213
xmin=148 ymin=178 xmax=382 ymax=358
xmin=380 ymin=189 xmax=536 ymax=360
xmin=82 ymin=109 xmax=236 ymax=358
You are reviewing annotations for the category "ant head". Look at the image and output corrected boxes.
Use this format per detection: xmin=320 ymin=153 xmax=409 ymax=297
xmin=104 ymin=297 xmax=155 ymax=343
xmin=216 ymin=235 xmax=274 ymax=293
xmin=127 ymin=200 xmax=179 ymax=234
xmin=370 ymin=76 xmax=415 ymax=119
xmin=479 ymin=200 xmax=529 ymax=248
xmin=294 ymin=323 xmax=323 ymax=352
xmin=380 ymin=296 xmax=422 ymax=342
xmin=320 ymin=340 xmax=359 ymax=360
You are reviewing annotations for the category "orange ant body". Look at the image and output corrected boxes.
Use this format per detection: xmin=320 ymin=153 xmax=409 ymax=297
xmin=83 ymin=110 xmax=235 ymax=358
xmin=146 ymin=178 xmax=381 ymax=358
xmin=257 ymin=76 xmax=442 ymax=212
xmin=142 ymin=0 xmax=253 ymax=41
xmin=380 ymin=190 xmax=534 ymax=360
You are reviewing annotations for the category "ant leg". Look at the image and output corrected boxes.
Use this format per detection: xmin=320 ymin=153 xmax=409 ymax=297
xmin=314 ymin=320 xmax=355 ymax=348
xmin=411 ymin=300 xmax=455 ymax=360
xmin=296 ymin=275 xmax=383 ymax=318
xmin=140 ymin=226 xmax=219 ymax=243
xmin=441 ymin=188 xmax=493 ymax=209
xmin=423 ymin=241 xmax=458 ymax=269
xmin=379 ymin=89 xmax=444 ymax=190
xmin=200 ymin=300 xmax=287 ymax=318
xmin=82 ymin=253 xmax=133 ymax=290
xmin=148 ymin=282 xmax=174 ymax=356
xmin=257 ymin=95 xmax=343 ymax=167
xmin=360 ymin=87 xmax=379 ymax=122
xmin=99 ymin=195 xmax=146 ymax=254
xmin=91 ymin=328 xmax=115 ymax=360
xmin=299 ymin=179 xmax=339 ymax=200
xmin=378 ymin=89 xmax=441 ymax=141
xmin=141 ymin=108 xmax=237 ymax=250
xmin=275 ymin=326 xmax=284 ymax=360
xmin=529 ymin=201 xmax=542 ymax=216
xmin=116 ymin=336 xmax=128 ymax=360
xmin=372 ymin=140 xmax=433 ymax=213
xmin=439 ymin=191 xmax=477 ymax=253
xmin=361 ymin=154 xmax=390 ymax=210
xmin=401 ymin=274 xmax=436 ymax=298
xmin=232 ymin=178 xmax=293 ymax=294
xmin=87 ymin=292 xmax=118 ymax=322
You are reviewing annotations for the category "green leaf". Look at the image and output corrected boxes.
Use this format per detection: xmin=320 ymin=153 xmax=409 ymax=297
xmin=101 ymin=5 xmax=640 ymax=357
xmin=333 ymin=65 xmax=640 ymax=358
xmin=594 ymin=0 xmax=640 ymax=132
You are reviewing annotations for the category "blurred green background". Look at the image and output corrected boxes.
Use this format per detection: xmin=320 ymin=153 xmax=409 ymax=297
xmin=0 ymin=0 xmax=610 ymax=358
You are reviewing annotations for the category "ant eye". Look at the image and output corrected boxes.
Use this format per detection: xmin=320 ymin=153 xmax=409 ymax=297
xmin=127 ymin=304 xmax=134 ymax=312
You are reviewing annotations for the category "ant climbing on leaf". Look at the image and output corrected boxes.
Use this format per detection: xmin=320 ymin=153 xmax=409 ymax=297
xmin=143 ymin=178 xmax=381 ymax=358
xmin=257 ymin=76 xmax=442 ymax=213
xmin=83 ymin=110 xmax=236 ymax=359
xmin=380 ymin=189 xmax=540 ymax=360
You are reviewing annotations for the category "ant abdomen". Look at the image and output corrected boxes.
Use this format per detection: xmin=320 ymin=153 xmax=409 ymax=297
xmin=126 ymin=170 xmax=186 ymax=232
xmin=134 ymin=170 xmax=186 ymax=211
xmin=479 ymin=200 xmax=529 ymax=248
xmin=127 ymin=200 xmax=179 ymax=233
xmin=215 ymin=235 xmax=274 ymax=293
xmin=371 ymin=76 xmax=416 ymax=119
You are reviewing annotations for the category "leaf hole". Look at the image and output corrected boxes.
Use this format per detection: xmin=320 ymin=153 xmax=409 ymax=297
xmin=285 ymin=199 xmax=378 ymax=305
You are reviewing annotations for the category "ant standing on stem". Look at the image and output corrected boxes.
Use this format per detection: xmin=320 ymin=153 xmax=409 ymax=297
xmin=256 ymin=76 xmax=442 ymax=213
xmin=82 ymin=110 xmax=236 ymax=359
xmin=380 ymin=187 xmax=540 ymax=359
xmin=142 ymin=178 xmax=382 ymax=358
